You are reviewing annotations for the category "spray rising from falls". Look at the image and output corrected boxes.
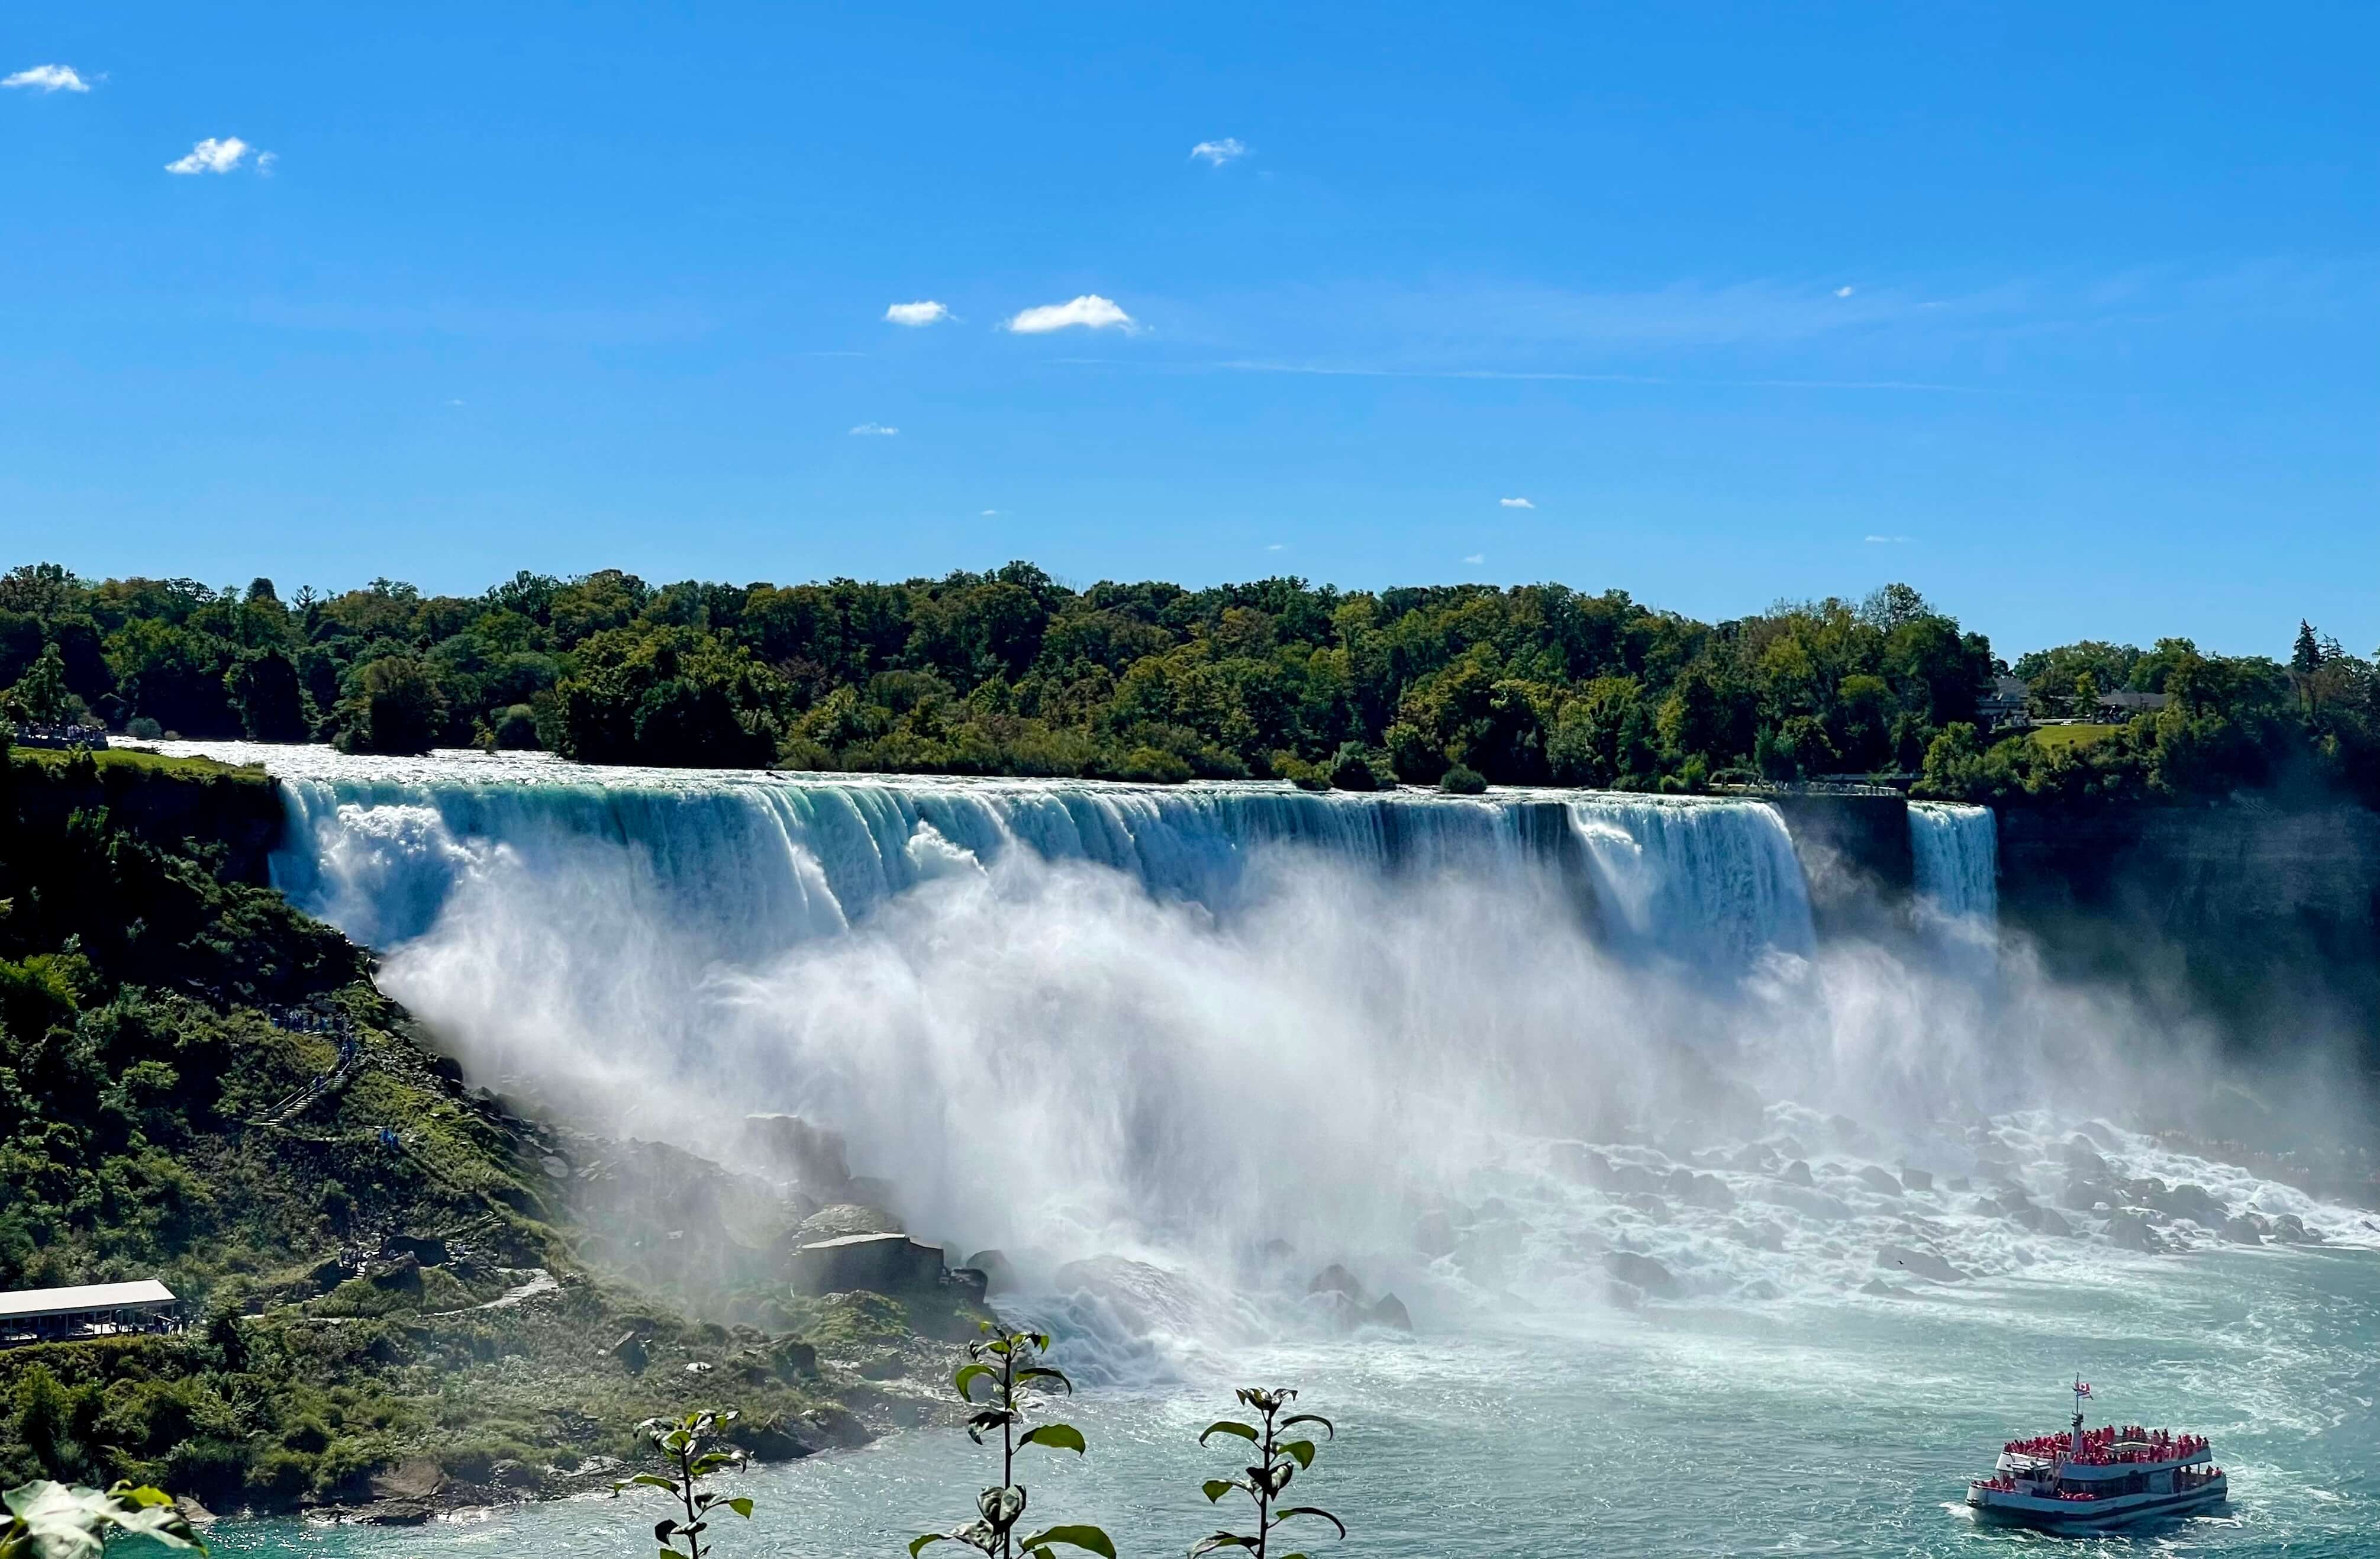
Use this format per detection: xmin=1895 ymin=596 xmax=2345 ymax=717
xmin=165 ymin=744 xmax=2373 ymax=1348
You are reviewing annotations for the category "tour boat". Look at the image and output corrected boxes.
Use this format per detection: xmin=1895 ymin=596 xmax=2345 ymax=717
xmin=1966 ymin=1381 xmax=2227 ymax=1533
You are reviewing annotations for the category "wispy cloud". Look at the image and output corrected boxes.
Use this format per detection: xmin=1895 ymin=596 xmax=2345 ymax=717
xmin=1189 ymin=137 xmax=1247 ymax=166
xmin=166 ymin=137 xmax=257 ymax=175
xmin=1499 ymin=497 xmax=1534 ymax=508
xmin=1007 ymin=294 xmax=1134 ymax=334
xmin=1864 ymin=534 xmax=1913 ymax=544
xmin=4 ymin=64 xmax=90 ymax=92
xmin=1265 ymin=543 xmax=1285 ymax=551
xmin=981 ymin=509 xmax=1004 ymax=517
xmin=1836 ymin=285 xmax=1855 ymax=298
xmin=849 ymin=422 xmax=899 ymax=436
xmin=884 ymin=300 xmax=950 ymax=327
xmin=1463 ymin=553 xmax=1486 ymax=565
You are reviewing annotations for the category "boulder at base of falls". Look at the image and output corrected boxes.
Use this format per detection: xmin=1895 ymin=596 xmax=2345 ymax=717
xmin=1366 ymin=1293 xmax=1413 ymax=1332
xmin=2064 ymin=1137 xmax=2111 ymax=1179
xmin=740 ymin=1114 xmax=856 ymax=1200
xmin=1899 ymin=1167 xmax=1933 ymax=1192
xmin=2105 ymin=1212 xmax=2166 ymax=1252
xmin=796 ymin=1203 xmax=903 ymax=1242
xmin=1781 ymin=1159 xmax=1816 ymax=1188
xmin=2220 ymin=1215 xmax=2265 ymax=1245
xmin=1857 ymin=1165 xmax=1904 ymax=1196
xmin=1875 ymin=1245 xmax=1968 ymax=1284
xmin=2153 ymin=1183 xmax=2228 ymax=1228
xmin=2007 ymin=1202 xmax=2075 ymax=1238
xmin=1308 ymin=1264 xmax=1367 ymax=1301
xmin=1411 ymin=1209 xmax=1459 ymax=1259
xmin=788 ymin=1232 xmax=946 ymax=1297
xmin=962 ymin=1249 xmax=1017 ymax=1295
xmin=1603 ymin=1251 xmax=1682 ymax=1300
xmin=1666 ymin=1168 xmax=1737 ymax=1209
xmin=2271 ymin=1213 xmax=2323 ymax=1245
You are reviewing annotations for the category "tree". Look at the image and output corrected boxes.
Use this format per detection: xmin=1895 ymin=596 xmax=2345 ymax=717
xmin=334 ymin=656 xmax=447 ymax=756
xmin=2292 ymin=620 xmax=2323 ymax=677
xmin=226 ymin=649 xmax=309 ymax=742
xmin=2 ymin=645 xmax=80 ymax=726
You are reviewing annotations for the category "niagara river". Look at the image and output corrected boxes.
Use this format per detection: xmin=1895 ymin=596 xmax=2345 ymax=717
xmin=162 ymin=746 xmax=2379 ymax=1557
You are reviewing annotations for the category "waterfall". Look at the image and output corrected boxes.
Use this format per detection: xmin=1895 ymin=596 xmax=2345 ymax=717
xmin=1908 ymin=801 xmax=1999 ymax=925
xmin=246 ymin=748 xmax=1818 ymax=974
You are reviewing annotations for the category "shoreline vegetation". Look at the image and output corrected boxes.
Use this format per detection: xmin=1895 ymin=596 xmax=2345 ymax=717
xmin=0 ymin=561 xmax=2371 ymax=812
xmin=0 ymin=748 xmax=991 ymax=1524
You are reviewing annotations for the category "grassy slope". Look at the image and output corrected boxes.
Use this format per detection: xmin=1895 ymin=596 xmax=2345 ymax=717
xmin=0 ymin=748 xmax=975 ymax=1512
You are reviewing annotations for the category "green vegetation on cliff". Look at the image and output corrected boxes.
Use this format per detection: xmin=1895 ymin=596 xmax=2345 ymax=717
xmin=5 ymin=559 xmax=2374 ymax=805
xmin=0 ymin=750 xmax=969 ymax=1515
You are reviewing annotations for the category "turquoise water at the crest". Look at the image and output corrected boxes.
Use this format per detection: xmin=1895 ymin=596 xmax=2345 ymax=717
xmin=205 ymin=1245 xmax=2377 ymax=1558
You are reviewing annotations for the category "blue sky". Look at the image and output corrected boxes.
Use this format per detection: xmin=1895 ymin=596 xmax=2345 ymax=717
xmin=4 ymin=3 xmax=2374 ymax=659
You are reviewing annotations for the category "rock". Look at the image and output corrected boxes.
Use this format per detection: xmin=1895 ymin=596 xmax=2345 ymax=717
xmin=1365 ymin=1293 xmax=1413 ymax=1332
xmin=948 ymin=1267 xmax=989 ymax=1303
xmin=354 ymin=1501 xmax=436 ymax=1526
xmin=307 ymin=1255 xmax=351 ymax=1295
xmin=1603 ymin=1251 xmax=1682 ymax=1300
xmin=739 ymin=1115 xmax=854 ymax=1197
xmin=2151 ymin=1182 xmax=2227 ymax=1226
xmin=1857 ymin=1166 xmax=1903 ymax=1196
xmin=2008 ymin=1203 xmax=2075 ymax=1238
xmin=1859 ymin=1278 xmax=1902 ymax=1298
xmin=2059 ymin=1176 xmax=2109 ymax=1212
xmin=1620 ymin=1193 xmax=1670 ymax=1220
xmin=1782 ymin=1160 xmax=1815 ymax=1188
xmin=801 ymin=1404 xmax=873 ymax=1450
xmin=2064 ymin=1137 xmax=2110 ymax=1178
xmin=383 ymin=1233 xmax=450 ymax=1267
xmin=728 ymin=1413 xmax=812 ymax=1462
xmin=370 ymin=1459 xmax=446 ymax=1502
xmin=1875 ymin=1244 xmax=1967 ymax=1284
xmin=796 ymin=1203 xmax=903 ymax=1242
xmin=171 ymin=1497 xmax=216 ymax=1528
xmin=771 ymin=1338 xmax=819 ymax=1377
xmin=1667 ymin=1169 xmax=1736 ymax=1210
xmin=1899 ymin=1167 xmax=1933 ymax=1192
xmin=789 ymin=1232 xmax=945 ymax=1296
xmin=2219 ymin=1215 xmax=2264 ymax=1245
xmin=1947 ymin=1175 xmax=1972 ymax=1192
xmin=2106 ymin=1211 xmax=2166 ymax=1252
xmin=366 ymin=1255 xmax=423 ymax=1294
xmin=491 ymin=1460 xmax=542 ymax=1490
xmin=962 ymin=1249 xmax=1017 ymax=1294
xmin=540 ymin=1155 xmax=570 ymax=1181
xmin=1308 ymin=1264 xmax=1366 ymax=1300
xmin=2271 ymin=1213 xmax=2322 ymax=1245
xmin=1411 ymin=1210 xmax=1459 ymax=1258
xmin=608 ymin=1332 xmax=650 ymax=1374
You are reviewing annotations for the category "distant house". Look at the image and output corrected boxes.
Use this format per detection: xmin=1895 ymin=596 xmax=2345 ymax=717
xmin=1978 ymin=675 xmax=2032 ymax=731
xmin=2097 ymin=690 xmax=2170 ymax=717
xmin=9 ymin=724 xmax=111 ymax=752
xmin=0 ymin=1280 xmax=178 ymax=1344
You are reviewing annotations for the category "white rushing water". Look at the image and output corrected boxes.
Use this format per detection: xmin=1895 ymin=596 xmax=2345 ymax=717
xmin=160 ymin=744 xmax=2380 ymax=1556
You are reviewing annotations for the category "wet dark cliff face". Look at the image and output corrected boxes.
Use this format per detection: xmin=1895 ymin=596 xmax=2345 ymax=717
xmin=1766 ymin=793 xmax=1915 ymax=941
xmin=1998 ymin=803 xmax=2380 ymax=1064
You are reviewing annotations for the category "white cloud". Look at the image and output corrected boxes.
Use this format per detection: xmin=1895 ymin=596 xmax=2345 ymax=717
xmin=1265 ymin=543 xmax=1284 ymax=551
xmin=884 ymin=300 xmax=950 ymax=327
xmin=1864 ymin=534 xmax=1912 ymax=544
xmin=981 ymin=509 xmax=1004 ymax=517
xmin=4 ymin=64 xmax=90 ymax=92
xmin=1835 ymin=285 xmax=1856 ymax=298
xmin=256 ymin=150 xmax=278 ymax=175
xmin=1498 ymin=497 xmax=1534 ymax=508
xmin=849 ymin=422 xmax=899 ymax=436
xmin=1463 ymin=553 xmax=1486 ymax=565
xmin=1006 ymin=294 xmax=1133 ymax=334
xmin=166 ymin=137 xmax=254 ymax=175
xmin=1189 ymin=137 xmax=1247 ymax=166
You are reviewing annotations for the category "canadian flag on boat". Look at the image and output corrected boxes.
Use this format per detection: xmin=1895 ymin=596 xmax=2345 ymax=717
xmin=2074 ymin=1383 xmax=2093 ymax=1397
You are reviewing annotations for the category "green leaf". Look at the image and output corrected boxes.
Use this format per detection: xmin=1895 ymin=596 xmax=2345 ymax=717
xmin=1274 ymin=1506 xmax=1348 ymax=1539
xmin=1280 ymin=1439 xmax=1317 ymax=1469
xmin=1018 ymin=1423 xmax=1087 ymax=1455
xmin=1018 ymin=1524 xmax=1117 ymax=1558
xmin=654 ymin=1519 xmax=678 ymax=1542
xmin=628 ymin=1474 xmax=681 ymax=1492
xmin=724 ymin=1497 xmax=753 ymax=1518
xmin=910 ymin=1538 xmax=950 ymax=1558
xmin=1189 ymin=1536 xmax=1260 ymax=1557
xmin=954 ymin=1362 xmax=999 ymax=1402
xmin=1199 ymin=1420 xmax=1260 ymax=1445
xmin=1280 ymin=1413 xmax=1336 ymax=1439
xmin=1201 ymin=1478 xmax=1240 ymax=1503
xmin=978 ymin=1484 xmax=1026 ymax=1528
xmin=1017 ymin=1365 xmax=1075 ymax=1394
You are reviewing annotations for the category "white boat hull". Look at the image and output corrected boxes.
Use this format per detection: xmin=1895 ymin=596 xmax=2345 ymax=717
xmin=1968 ymin=1477 xmax=2227 ymax=1533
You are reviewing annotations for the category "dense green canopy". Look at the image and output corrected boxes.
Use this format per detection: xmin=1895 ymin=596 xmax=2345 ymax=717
xmin=2 ymin=561 xmax=2373 ymax=806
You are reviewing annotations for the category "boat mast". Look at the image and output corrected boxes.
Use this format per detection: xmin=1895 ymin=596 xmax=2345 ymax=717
xmin=2069 ymin=1378 xmax=2089 ymax=1455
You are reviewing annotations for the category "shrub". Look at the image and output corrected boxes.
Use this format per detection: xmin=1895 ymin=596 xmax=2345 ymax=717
xmin=1437 ymin=763 xmax=1486 ymax=795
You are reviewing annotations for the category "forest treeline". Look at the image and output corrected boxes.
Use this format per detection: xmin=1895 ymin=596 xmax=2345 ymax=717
xmin=1 ymin=560 xmax=2375 ymax=807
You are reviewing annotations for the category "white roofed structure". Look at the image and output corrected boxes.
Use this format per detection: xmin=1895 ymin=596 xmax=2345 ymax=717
xmin=0 ymin=1280 xmax=179 ymax=1340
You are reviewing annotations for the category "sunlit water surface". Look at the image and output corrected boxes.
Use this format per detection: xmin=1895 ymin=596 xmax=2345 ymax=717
xmin=208 ymin=1246 xmax=2375 ymax=1558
